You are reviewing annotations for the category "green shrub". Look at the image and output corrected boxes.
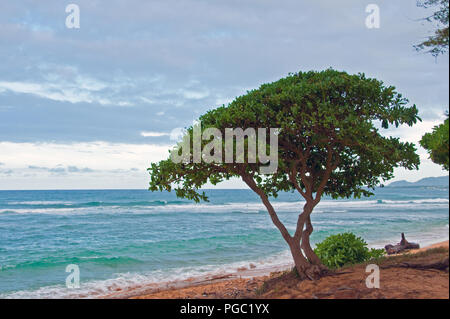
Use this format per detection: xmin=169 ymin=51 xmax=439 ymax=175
xmin=314 ymin=233 xmax=385 ymax=269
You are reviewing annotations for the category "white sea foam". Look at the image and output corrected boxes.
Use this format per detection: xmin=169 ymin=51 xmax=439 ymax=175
xmin=368 ymin=226 xmax=449 ymax=249
xmin=1 ymin=197 xmax=448 ymax=215
xmin=0 ymin=207 xmax=89 ymax=215
xmin=144 ymin=198 xmax=448 ymax=214
xmin=7 ymin=201 xmax=73 ymax=205
xmin=0 ymin=250 xmax=294 ymax=299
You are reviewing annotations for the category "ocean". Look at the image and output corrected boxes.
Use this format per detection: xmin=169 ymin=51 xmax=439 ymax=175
xmin=0 ymin=187 xmax=448 ymax=298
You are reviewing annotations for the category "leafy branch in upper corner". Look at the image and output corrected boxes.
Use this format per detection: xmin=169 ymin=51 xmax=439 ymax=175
xmin=414 ymin=0 xmax=449 ymax=57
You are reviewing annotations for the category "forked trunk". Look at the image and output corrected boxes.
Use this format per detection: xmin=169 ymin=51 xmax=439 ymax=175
xmin=243 ymin=175 xmax=327 ymax=280
xmin=301 ymin=216 xmax=324 ymax=266
xmin=288 ymin=238 xmax=326 ymax=280
xmin=288 ymin=239 xmax=311 ymax=280
xmin=290 ymin=208 xmax=327 ymax=279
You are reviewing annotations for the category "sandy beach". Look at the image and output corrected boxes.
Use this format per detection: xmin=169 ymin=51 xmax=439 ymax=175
xmin=409 ymin=240 xmax=449 ymax=253
xmin=103 ymin=240 xmax=449 ymax=299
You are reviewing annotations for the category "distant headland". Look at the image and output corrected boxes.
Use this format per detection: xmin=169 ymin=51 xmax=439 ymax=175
xmin=387 ymin=176 xmax=449 ymax=187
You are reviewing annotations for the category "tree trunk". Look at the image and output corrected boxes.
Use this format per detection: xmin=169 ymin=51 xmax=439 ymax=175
xmin=288 ymin=239 xmax=312 ymax=280
xmin=301 ymin=216 xmax=324 ymax=267
xmin=290 ymin=209 xmax=327 ymax=279
xmin=241 ymin=175 xmax=327 ymax=280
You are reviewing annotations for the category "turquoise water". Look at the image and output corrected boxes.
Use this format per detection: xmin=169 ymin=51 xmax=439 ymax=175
xmin=0 ymin=187 xmax=448 ymax=298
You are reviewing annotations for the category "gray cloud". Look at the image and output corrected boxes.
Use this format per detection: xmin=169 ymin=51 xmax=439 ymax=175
xmin=28 ymin=165 xmax=47 ymax=170
xmin=28 ymin=165 xmax=95 ymax=175
xmin=67 ymin=166 xmax=94 ymax=173
xmin=0 ymin=0 xmax=447 ymax=145
xmin=28 ymin=165 xmax=66 ymax=175
xmin=0 ymin=169 xmax=13 ymax=176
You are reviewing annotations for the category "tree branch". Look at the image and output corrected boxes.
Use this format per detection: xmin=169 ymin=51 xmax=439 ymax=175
xmin=241 ymin=173 xmax=292 ymax=242
xmin=314 ymin=145 xmax=338 ymax=204
xmin=288 ymin=165 xmax=308 ymax=199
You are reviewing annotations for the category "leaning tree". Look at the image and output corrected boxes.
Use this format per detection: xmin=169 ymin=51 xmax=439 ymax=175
xmin=148 ymin=69 xmax=420 ymax=279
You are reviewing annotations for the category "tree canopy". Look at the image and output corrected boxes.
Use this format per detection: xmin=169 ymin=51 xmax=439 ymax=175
xmin=149 ymin=69 xmax=420 ymax=202
xmin=420 ymin=114 xmax=449 ymax=170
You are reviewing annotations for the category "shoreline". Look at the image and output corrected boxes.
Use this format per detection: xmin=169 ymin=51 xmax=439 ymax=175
xmin=105 ymin=239 xmax=449 ymax=299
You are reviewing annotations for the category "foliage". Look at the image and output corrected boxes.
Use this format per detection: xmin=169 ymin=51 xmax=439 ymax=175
xmin=148 ymin=69 xmax=420 ymax=204
xmin=314 ymin=233 xmax=385 ymax=269
xmin=415 ymin=0 xmax=449 ymax=57
xmin=420 ymin=114 xmax=449 ymax=170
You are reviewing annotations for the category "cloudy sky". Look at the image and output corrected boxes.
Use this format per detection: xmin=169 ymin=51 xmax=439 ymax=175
xmin=0 ymin=0 xmax=448 ymax=190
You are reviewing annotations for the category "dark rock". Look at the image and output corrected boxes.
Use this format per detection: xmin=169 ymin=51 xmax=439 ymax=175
xmin=385 ymin=233 xmax=420 ymax=255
